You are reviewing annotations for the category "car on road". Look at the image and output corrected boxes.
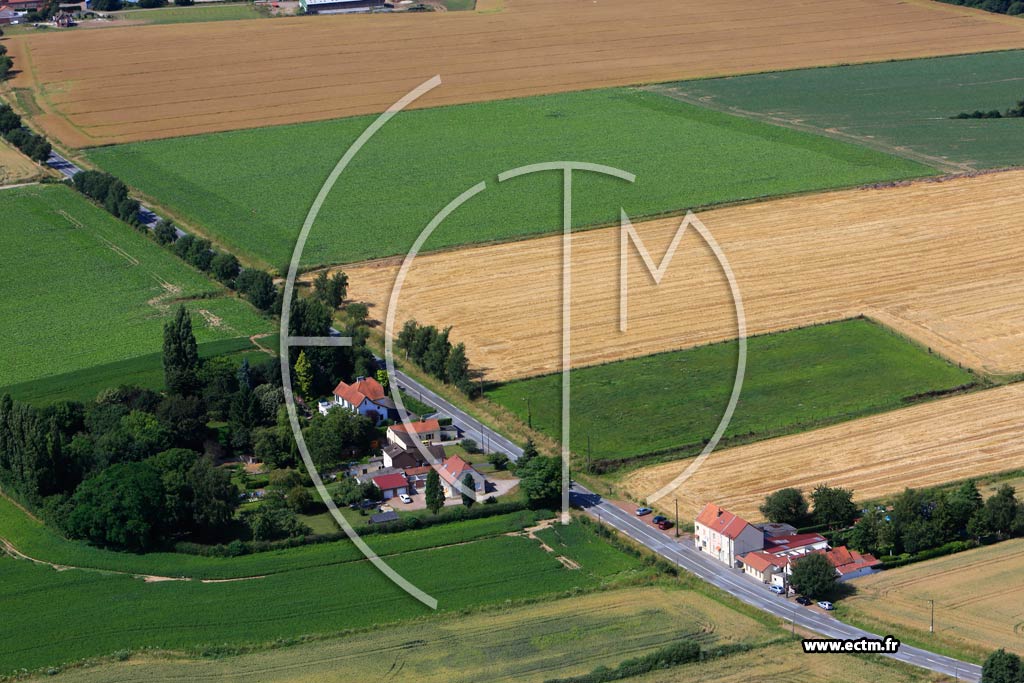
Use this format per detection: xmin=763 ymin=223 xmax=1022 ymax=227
xmin=635 ymin=507 xmax=652 ymax=516
xmin=656 ymin=520 xmax=673 ymax=530
xmin=817 ymin=600 xmax=835 ymax=611
xmin=769 ymin=585 xmax=785 ymax=595
xmin=398 ymin=494 xmax=412 ymax=504
xmin=796 ymin=596 xmax=812 ymax=606
xmin=652 ymin=515 xmax=668 ymax=524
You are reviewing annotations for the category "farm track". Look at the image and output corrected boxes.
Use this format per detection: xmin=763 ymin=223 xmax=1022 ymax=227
xmin=8 ymin=0 xmax=1024 ymax=146
xmin=622 ymin=382 xmax=1024 ymax=521
xmin=345 ymin=170 xmax=1024 ymax=382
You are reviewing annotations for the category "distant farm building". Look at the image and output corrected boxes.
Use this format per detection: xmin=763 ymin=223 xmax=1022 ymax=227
xmin=4 ymin=0 xmax=42 ymax=10
xmin=300 ymin=0 xmax=385 ymax=13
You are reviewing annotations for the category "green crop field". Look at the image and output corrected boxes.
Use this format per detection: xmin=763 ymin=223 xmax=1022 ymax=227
xmin=487 ymin=319 xmax=975 ymax=465
xmin=0 ymin=506 xmax=639 ymax=674
xmin=654 ymin=51 xmax=1024 ymax=171
xmin=87 ymin=88 xmax=931 ymax=269
xmin=0 ymin=493 xmax=545 ymax=579
xmin=0 ymin=185 xmax=272 ymax=388
xmin=13 ymin=586 xmax=775 ymax=683
xmin=109 ymin=3 xmax=263 ymax=24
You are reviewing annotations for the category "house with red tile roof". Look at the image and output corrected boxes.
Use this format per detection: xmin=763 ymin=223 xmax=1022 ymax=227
xmin=326 ymin=376 xmax=395 ymax=424
xmin=694 ymin=503 xmax=765 ymax=566
xmin=371 ymin=472 xmax=409 ymax=500
xmin=436 ymin=455 xmax=486 ymax=500
xmin=386 ymin=419 xmax=442 ymax=449
xmin=814 ymin=545 xmax=881 ymax=581
xmin=737 ymin=532 xmax=828 ymax=585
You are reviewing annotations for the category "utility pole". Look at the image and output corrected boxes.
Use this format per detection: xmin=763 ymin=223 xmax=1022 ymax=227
xmin=526 ymin=396 xmax=532 ymax=429
xmin=674 ymin=498 xmax=680 ymax=538
xmin=929 ymin=599 xmax=934 ymax=633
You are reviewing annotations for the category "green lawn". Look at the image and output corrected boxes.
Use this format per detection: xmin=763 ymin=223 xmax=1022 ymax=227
xmin=87 ymin=88 xmax=931 ymax=269
xmin=108 ymin=3 xmax=263 ymax=24
xmin=0 ymin=517 xmax=639 ymax=674
xmin=487 ymin=319 xmax=976 ymax=465
xmin=0 ymin=337 xmax=270 ymax=405
xmin=0 ymin=185 xmax=272 ymax=388
xmin=654 ymin=51 xmax=1024 ymax=171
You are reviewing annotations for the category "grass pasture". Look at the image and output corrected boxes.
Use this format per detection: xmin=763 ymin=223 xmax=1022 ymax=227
xmin=16 ymin=586 xmax=775 ymax=683
xmin=107 ymin=3 xmax=264 ymax=24
xmin=0 ymin=512 xmax=641 ymax=674
xmin=87 ymin=88 xmax=931 ymax=268
xmin=487 ymin=319 xmax=974 ymax=465
xmin=843 ymin=539 xmax=1024 ymax=659
xmin=656 ymin=50 xmax=1024 ymax=171
xmin=0 ymin=184 xmax=271 ymax=388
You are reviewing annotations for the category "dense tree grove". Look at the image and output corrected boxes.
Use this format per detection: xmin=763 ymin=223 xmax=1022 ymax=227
xmin=0 ymin=309 xmax=290 ymax=550
xmin=312 ymin=270 xmax=349 ymax=310
xmin=848 ymin=481 xmax=1024 ymax=559
xmin=811 ymin=484 xmax=858 ymax=529
xmin=982 ymin=649 xmax=1024 ymax=683
xmin=940 ymin=0 xmax=1024 ymax=15
xmin=396 ymin=320 xmax=472 ymax=393
xmin=953 ymin=96 xmax=1024 ymax=119
xmin=518 ymin=455 xmax=561 ymax=510
xmin=0 ymin=104 xmax=52 ymax=164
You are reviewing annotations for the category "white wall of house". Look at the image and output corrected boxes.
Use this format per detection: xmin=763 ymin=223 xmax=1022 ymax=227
xmin=694 ymin=522 xmax=763 ymax=565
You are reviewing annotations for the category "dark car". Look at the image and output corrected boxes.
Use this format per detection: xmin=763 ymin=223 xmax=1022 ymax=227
xmin=652 ymin=515 xmax=668 ymax=524
xmin=796 ymin=596 xmax=812 ymax=606
xmin=656 ymin=520 xmax=673 ymax=530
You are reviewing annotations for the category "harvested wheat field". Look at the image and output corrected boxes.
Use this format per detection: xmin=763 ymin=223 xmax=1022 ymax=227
xmin=8 ymin=0 xmax=1024 ymax=146
xmin=844 ymin=539 xmax=1024 ymax=657
xmin=0 ymin=140 xmax=42 ymax=185
xmin=621 ymin=383 xmax=1024 ymax=521
xmin=345 ymin=170 xmax=1024 ymax=382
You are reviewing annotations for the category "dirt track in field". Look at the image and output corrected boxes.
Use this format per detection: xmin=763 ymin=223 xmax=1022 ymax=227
xmin=621 ymin=383 xmax=1024 ymax=521
xmin=7 ymin=0 xmax=1024 ymax=147
xmin=344 ymin=170 xmax=1024 ymax=382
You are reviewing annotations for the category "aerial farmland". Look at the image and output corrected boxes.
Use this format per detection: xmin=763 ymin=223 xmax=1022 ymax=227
xmin=2 ymin=0 xmax=1024 ymax=680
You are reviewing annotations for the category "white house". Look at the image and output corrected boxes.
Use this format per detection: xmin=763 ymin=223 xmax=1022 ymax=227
xmin=436 ymin=455 xmax=486 ymax=500
xmin=693 ymin=503 xmax=764 ymax=566
xmin=386 ymin=419 xmax=441 ymax=449
xmin=330 ymin=376 xmax=390 ymax=422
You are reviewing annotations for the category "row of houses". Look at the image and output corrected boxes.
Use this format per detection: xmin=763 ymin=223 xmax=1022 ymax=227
xmin=694 ymin=503 xmax=880 ymax=588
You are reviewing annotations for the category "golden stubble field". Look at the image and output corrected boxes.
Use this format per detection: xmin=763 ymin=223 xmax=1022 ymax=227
xmin=844 ymin=539 xmax=1024 ymax=657
xmin=623 ymin=383 xmax=1024 ymax=521
xmin=7 ymin=0 xmax=1024 ymax=146
xmin=345 ymin=170 xmax=1024 ymax=383
xmin=0 ymin=139 xmax=43 ymax=184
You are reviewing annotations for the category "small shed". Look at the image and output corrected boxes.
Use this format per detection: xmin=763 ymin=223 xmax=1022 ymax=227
xmin=369 ymin=510 xmax=399 ymax=525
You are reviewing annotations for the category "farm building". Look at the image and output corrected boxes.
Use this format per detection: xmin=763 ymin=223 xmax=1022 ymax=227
xmin=387 ymin=419 xmax=442 ymax=449
xmin=3 ymin=0 xmax=41 ymax=10
xmin=300 ymin=0 xmax=385 ymax=13
xmin=694 ymin=503 xmax=764 ymax=566
xmin=0 ymin=6 xmax=17 ymax=23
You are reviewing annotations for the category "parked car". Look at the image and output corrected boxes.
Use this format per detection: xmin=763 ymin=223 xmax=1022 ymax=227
xmin=656 ymin=520 xmax=673 ymax=530
xmin=817 ymin=601 xmax=835 ymax=611
xmin=398 ymin=493 xmax=412 ymax=504
xmin=769 ymin=585 xmax=785 ymax=595
xmin=635 ymin=507 xmax=653 ymax=516
xmin=796 ymin=596 xmax=812 ymax=606
xmin=360 ymin=499 xmax=378 ymax=510
xmin=652 ymin=515 xmax=668 ymax=524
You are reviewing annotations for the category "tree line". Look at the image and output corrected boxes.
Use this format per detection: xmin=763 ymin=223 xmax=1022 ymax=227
xmin=952 ymin=96 xmax=1024 ymax=119
xmin=396 ymin=320 xmax=472 ymax=393
xmin=940 ymin=0 xmax=1024 ymax=15
xmin=0 ymin=104 xmax=52 ymax=164
xmin=759 ymin=484 xmax=858 ymax=530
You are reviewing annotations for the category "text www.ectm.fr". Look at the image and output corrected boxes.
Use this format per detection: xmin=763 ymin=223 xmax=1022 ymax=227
xmin=802 ymin=637 xmax=901 ymax=654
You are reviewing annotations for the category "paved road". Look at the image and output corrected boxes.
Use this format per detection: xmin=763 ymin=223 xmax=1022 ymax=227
xmin=390 ymin=368 xmax=980 ymax=682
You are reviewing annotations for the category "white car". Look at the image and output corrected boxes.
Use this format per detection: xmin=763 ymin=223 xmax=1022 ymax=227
xmin=817 ymin=601 xmax=835 ymax=611
xmin=398 ymin=494 xmax=412 ymax=504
